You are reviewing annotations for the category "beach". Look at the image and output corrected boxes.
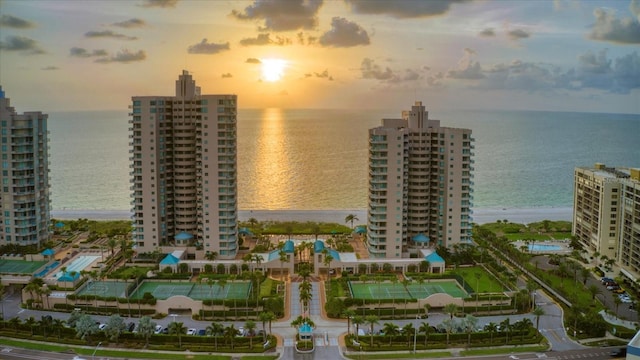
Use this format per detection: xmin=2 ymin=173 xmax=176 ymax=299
xmin=51 ymin=206 xmax=573 ymax=225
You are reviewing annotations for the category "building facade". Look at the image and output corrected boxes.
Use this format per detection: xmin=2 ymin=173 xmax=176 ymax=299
xmin=573 ymin=163 xmax=640 ymax=286
xmin=0 ymin=87 xmax=50 ymax=247
xmin=367 ymin=101 xmax=474 ymax=259
xmin=572 ymin=163 xmax=624 ymax=261
xmin=129 ymin=71 xmax=238 ymax=259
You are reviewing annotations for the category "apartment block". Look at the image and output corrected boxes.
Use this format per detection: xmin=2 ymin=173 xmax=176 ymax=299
xmin=618 ymin=168 xmax=640 ymax=285
xmin=367 ymin=101 xmax=474 ymax=259
xmin=0 ymin=87 xmax=50 ymax=247
xmin=129 ymin=71 xmax=238 ymax=259
xmin=572 ymin=163 xmax=624 ymax=260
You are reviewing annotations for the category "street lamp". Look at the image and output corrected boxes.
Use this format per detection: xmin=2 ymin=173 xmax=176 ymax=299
xmin=92 ymin=341 xmax=102 ymax=360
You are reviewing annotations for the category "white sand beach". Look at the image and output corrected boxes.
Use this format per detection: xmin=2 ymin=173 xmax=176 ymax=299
xmin=51 ymin=206 xmax=572 ymax=225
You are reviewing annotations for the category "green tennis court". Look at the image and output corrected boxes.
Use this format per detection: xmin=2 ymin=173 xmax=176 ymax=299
xmin=76 ymin=281 xmax=129 ymax=298
xmin=129 ymin=281 xmax=251 ymax=300
xmin=0 ymin=260 xmax=47 ymax=274
xmin=349 ymin=280 xmax=467 ymax=300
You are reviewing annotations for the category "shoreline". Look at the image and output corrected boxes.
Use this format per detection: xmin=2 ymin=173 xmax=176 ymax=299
xmin=51 ymin=206 xmax=573 ymax=225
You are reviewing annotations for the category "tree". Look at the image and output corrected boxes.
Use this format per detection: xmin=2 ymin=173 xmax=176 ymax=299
xmin=168 ymin=321 xmax=187 ymax=348
xmin=500 ymin=318 xmax=511 ymax=344
xmin=463 ymin=314 xmax=478 ymax=346
xmin=581 ymin=267 xmax=591 ymax=285
xmin=442 ymin=318 xmax=455 ymax=345
xmin=526 ymin=280 xmax=539 ymax=311
xmin=517 ymin=318 xmax=533 ymax=341
xmin=614 ymin=296 xmax=622 ymax=317
xmin=279 ymin=250 xmax=288 ymax=280
xmin=401 ymin=323 xmax=415 ymax=346
xmin=485 ymin=322 xmax=498 ymax=344
xmin=345 ymin=214 xmax=359 ymax=229
xmin=67 ymin=309 xmax=83 ymax=328
xmin=105 ymin=314 xmax=127 ymax=345
xmin=224 ymin=324 xmax=238 ymax=350
xmin=588 ymin=284 xmax=601 ymax=300
xmin=365 ymin=315 xmax=379 ymax=346
xmin=533 ymin=307 xmax=545 ymax=331
xmin=419 ymin=322 xmax=432 ymax=348
xmin=206 ymin=322 xmax=224 ymax=350
xmin=245 ymin=320 xmax=257 ymax=349
xmin=382 ymin=322 xmax=398 ymax=345
xmin=137 ymin=316 xmax=156 ymax=348
xmin=52 ymin=318 xmax=65 ymax=340
xmin=107 ymin=237 xmax=118 ymax=256
xmin=353 ymin=315 xmax=364 ymax=339
xmin=443 ymin=303 xmax=458 ymax=320
xmin=39 ymin=315 xmax=53 ymax=339
xmin=24 ymin=316 xmax=37 ymax=336
xmin=342 ymin=309 xmax=356 ymax=335
xmin=75 ymin=314 xmax=98 ymax=344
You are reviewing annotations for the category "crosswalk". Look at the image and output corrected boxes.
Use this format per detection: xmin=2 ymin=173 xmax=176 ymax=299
xmin=284 ymin=335 xmax=337 ymax=347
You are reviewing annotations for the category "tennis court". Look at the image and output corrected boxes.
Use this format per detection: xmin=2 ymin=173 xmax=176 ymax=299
xmin=349 ymin=280 xmax=467 ymax=300
xmin=129 ymin=281 xmax=251 ymax=300
xmin=0 ymin=259 xmax=47 ymax=274
xmin=76 ymin=281 xmax=129 ymax=298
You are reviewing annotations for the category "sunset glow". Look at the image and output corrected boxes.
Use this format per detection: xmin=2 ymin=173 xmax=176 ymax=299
xmin=261 ymin=59 xmax=287 ymax=82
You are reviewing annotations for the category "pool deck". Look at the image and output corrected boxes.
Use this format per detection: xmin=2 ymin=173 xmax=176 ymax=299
xmin=512 ymin=239 xmax=572 ymax=254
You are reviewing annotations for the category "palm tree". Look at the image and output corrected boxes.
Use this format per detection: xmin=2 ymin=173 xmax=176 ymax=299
xmin=279 ymin=250 xmax=288 ymax=280
xmin=168 ymin=321 xmax=187 ymax=348
xmin=588 ymin=284 xmax=601 ymax=300
xmin=342 ymin=309 xmax=356 ymax=335
xmin=353 ymin=315 xmax=364 ymax=339
xmin=365 ymin=315 xmax=379 ymax=346
xmin=107 ymin=237 xmax=118 ymax=256
xmin=463 ymin=314 xmax=478 ymax=346
xmin=500 ymin=318 xmax=511 ymax=344
xmin=137 ymin=316 xmax=156 ymax=348
xmin=382 ymin=322 xmax=398 ymax=345
xmin=442 ymin=318 xmax=454 ymax=345
xmin=533 ymin=307 xmax=545 ymax=331
xmin=580 ymin=267 xmax=591 ymax=285
xmin=206 ymin=322 xmax=224 ymax=350
xmin=24 ymin=316 xmax=37 ymax=336
xmin=485 ymin=322 xmax=498 ymax=344
xmin=224 ymin=324 xmax=238 ymax=350
xmin=39 ymin=315 xmax=53 ymax=339
xmin=244 ymin=320 xmax=257 ymax=348
xmin=443 ymin=303 xmax=458 ymax=320
xmin=52 ymin=318 xmax=65 ymax=340
xmin=517 ymin=318 xmax=533 ymax=341
xmin=526 ymin=280 xmax=539 ymax=311
xmin=614 ymin=296 xmax=622 ymax=317
xmin=401 ymin=323 xmax=415 ymax=346
xmin=345 ymin=214 xmax=359 ymax=229
xmin=419 ymin=322 xmax=432 ymax=348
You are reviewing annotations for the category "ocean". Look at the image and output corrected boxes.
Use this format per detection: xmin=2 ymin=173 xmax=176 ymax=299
xmin=47 ymin=108 xmax=640 ymax=223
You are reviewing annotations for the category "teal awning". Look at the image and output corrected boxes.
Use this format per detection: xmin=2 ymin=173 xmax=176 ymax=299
xmin=412 ymin=233 xmax=430 ymax=243
xmin=425 ymin=252 xmax=445 ymax=263
xmin=283 ymin=240 xmax=295 ymax=253
xmin=160 ymin=254 xmax=180 ymax=265
xmin=314 ymin=240 xmax=325 ymax=253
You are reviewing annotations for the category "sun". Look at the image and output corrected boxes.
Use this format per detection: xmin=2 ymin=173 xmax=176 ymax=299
xmin=261 ymin=58 xmax=287 ymax=82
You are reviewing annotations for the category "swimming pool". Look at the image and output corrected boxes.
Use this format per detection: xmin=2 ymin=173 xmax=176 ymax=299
xmin=35 ymin=260 xmax=60 ymax=278
xmin=528 ymin=244 xmax=562 ymax=252
xmin=53 ymin=255 xmax=100 ymax=279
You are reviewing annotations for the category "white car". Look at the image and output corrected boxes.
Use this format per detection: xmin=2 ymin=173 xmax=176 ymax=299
xmin=187 ymin=328 xmax=197 ymax=335
xmin=98 ymin=323 xmax=107 ymax=331
xmin=154 ymin=325 xmax=163 ymax=334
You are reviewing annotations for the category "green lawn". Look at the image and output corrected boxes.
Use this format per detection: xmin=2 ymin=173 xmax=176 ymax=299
xmin=460 ymin=345 xmax=548 ymax=356
xmin=345 ymin=351 xmax=452 ymax=359
xmin=454 ymin=267 xmax=505 ymax=293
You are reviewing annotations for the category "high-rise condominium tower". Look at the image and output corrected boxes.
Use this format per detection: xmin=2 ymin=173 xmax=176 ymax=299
xmin=573 ymin=163 xmax=640 ymax=284
xmin=367 ymin=101 xmax=474 ymax=259
xmin=0 ymin=87 xmax=50 ymax=247
xmin=130 ymin=71 xmax=238 ymax=259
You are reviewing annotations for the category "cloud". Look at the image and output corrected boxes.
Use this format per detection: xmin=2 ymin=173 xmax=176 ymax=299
xmin=345 ymin=0 xmax=470 ymax=18
xmin=0 ymin=14 xmax=35 ymax=29
xmin=360 ymin=58 xmax=394 ymax=80
xmin=447 ymin=48 xmax=484 ymax=79
xmin=222 ymin=73 xmax=233 ymax=78
xmin=112 ymin=18 xmax=147 ymax=28
xmin=0 ymin=35 xmax=45 ymax=54
xmin=140 ymin=0 xmax=178 ymax=8
xmin=246 ymin=58 xmax=261 ymax=64
xmin=95 ymin=49 xmax=146 ymax=63
xmin=507 ymin=29 xmax=531 ymax=41
xmin=306 ymin=69 xmax=333 ymax=80
xmin=187 ymin=39 xmax=230 ymax=54
xmin=41 ymin=66 xmax=59 ymax=71
xmin=230 ymin=0 xmax=322 ymax=31
xmin=239 ymin=33 xmax=291 ymax=46
xmin=479 ymin=28 xmax=495 ymax=37
xmin=319 ymin=17 xmax=370 ymax=47
xmin=69 ymin=47 xmax=108 ymax=58
xmin=577 ymin=49 xmax=611 ymax=74
xmin=85 ymin=30 xmax=138 ymax=40
xmin=589 ymin=7 xmax=640 ymax=44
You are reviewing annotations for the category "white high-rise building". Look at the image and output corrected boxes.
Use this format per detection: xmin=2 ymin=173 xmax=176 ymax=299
xmin=367 ymin=101 xmax=474 ymax=259
xmin=0 ymin=86 xmax=50 ymax=247
xmin=129 ymin=71 xmax=238 ymax=259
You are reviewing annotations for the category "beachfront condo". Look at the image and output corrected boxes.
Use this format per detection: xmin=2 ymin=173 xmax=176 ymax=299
xmin=366 ymin=101 xmax=474 ymax=259
xmin=573 ymin=163 xmax=640 ymax=286
xmin=0 ymin=87 xmax=51 ymax=247
xmin=129 ymin=71 xmax=239 ymax=259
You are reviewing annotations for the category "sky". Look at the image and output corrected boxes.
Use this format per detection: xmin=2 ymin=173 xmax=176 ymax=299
xmin=1 ymin=0 xmax=639 ymax=113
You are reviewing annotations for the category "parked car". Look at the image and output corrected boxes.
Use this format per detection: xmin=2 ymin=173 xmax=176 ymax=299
xmin=187 ymin=328 xmax=197 ymax=335
xmin=607 ymin=284 xmax=619 ymax=290
xmin=154 ymin=325 xmax=163 ymax=334
xmin=127 ymin=322 xmax=135 ymax=332
xmin=238 ymin=327 xmax=245 ymax=336
xmin=613 ymin=288 xmax=625 ymax=294
xmin=197 ymin=329 xmax=206 ymax=336
xmin=601 ymin=277 xmax=613 ymax=283
xmin=98 ymin=323 xmax=107 ymax=331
